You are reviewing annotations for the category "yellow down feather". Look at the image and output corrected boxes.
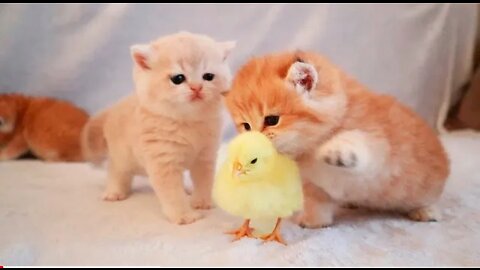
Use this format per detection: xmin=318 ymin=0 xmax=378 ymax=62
xmin=213 ymin=131 xmax=303 ymax=221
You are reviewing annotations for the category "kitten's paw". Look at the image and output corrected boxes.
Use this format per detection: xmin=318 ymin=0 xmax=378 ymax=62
xmin=190 ymin=195 xmax=213 ymax=210
xmin=293 ymin=212 xmax=333 ymax=229
xmin=102 ymin=190 xmax=129 ymax=201
xmin=408 ymin=206 xmax=440 ymax=222
xmin=168 ymin=210 xmax=204 ymax=225
xmin=316 ymin=131 xmax=371 ymax=170
xmin=317 ymin=142 xmax=358 ymax=168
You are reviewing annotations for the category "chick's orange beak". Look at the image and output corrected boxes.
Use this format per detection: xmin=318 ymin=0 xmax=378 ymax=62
xmin=233 ymin=161 xmax=244 ymax=177
xmin=234 ymin=161 xmax=242 ymax=171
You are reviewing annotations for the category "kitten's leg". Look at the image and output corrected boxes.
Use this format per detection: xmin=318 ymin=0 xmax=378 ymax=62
xmin=102 ymin=144 xmax=133 ymax=201
xmin=407 ymin=205 xmax=440 ymax=222
xmin=0 ymin=134 xmax=28 ymax=161
xmin=316 ymin=129 xmax=388 ymax=174
xmin=103 ymin=162 xmax=133 ymax=201
xmin=189 ymin=150 xmax=215 ymax=210
xmin=294 ymin=181 xmax=336 ymax=228
xmin=149 ymin=165 xmax=202 ymax=225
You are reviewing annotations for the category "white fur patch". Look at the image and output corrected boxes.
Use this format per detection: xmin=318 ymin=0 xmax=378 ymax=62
xmin=312 ymin=129 xmax=390 ymax=202
xmin=316 ymin=130 xmax=372 ymax=172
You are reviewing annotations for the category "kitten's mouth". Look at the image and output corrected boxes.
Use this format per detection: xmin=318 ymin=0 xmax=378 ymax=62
xmin=190 ymin=93 xmax=204 ymax=102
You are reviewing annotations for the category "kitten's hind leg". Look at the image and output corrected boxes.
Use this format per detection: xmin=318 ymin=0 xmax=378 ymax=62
xmin=103 ymin=161 xmax=133 ymax=201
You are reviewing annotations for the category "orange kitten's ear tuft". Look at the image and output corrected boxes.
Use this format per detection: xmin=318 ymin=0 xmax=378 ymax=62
xmin=130 ymin=44 xmax=152 ymax=70
xmin=286 ymin=61 xmax=319 ymax=93
xmin=219 ymin=41 xmax=236 ymax=61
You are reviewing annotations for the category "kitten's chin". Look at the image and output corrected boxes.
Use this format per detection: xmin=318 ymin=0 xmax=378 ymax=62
xmin=272 ymin=132 xmax=324 ymax=160
xmin=141 ymin=97 xmax=221 ymax=119
xmin=272 ymin=138 xmax=305 ymax=160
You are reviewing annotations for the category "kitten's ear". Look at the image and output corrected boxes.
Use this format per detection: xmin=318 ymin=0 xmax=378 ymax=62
xmin=286 ymin=60 xmax=318 ymax=93
xmin=219 ymin=41 xmax=236 ymax=61
xmin=130 ymin=44 xmax=152 ymax=70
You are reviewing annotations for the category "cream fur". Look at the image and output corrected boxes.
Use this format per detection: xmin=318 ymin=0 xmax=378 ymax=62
xmin=83 ymin=32 xmax=235 ymax=225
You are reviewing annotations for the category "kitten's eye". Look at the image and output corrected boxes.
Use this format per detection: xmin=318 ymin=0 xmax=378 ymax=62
xmin=242 ymin=123 xmax=251 ymax=131
xmin=170 ymin=74 xmax=186 ymax=85
xmin=202 ymin=73 xmax=215 ymax=81
xmin=250 ymin=158 xmax=257 ymax=164
xmin=0 ymin=118 xmax=3 ymax=126
xmin=264 ymin=115 xmax=280 ymax=126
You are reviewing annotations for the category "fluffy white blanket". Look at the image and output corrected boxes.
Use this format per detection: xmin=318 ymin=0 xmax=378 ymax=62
xmin=1 ymin=132 xmax=479 ymax=266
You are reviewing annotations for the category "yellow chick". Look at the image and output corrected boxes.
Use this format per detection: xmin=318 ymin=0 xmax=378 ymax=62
xmin=213 ymin=131 xmax=303 ymax=245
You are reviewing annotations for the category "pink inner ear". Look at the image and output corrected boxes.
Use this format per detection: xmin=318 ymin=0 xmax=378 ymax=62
xmin=300 ymin=68 xmax=313 ymax=91
xmin=133 ymin=53 xmax=150 ymax=70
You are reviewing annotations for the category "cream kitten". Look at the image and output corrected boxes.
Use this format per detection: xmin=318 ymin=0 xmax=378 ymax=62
xmin=82 ymin=32 xmax=235 ymax=225
xmin=225 ymin=51 xmax=449 ymax=228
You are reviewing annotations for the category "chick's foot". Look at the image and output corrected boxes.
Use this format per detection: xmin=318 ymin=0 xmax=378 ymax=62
xmin=225 ymin=219 xmax=255 ymax=241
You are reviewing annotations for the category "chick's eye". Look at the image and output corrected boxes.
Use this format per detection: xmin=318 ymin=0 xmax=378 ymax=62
xmin=202 ymin=73 xmax=215 ymax=81
xmin=250 ymin=158 xmax=257 ymax=164
xmin=170 ymin=74 xmax=186 ymax=85
xmin=264 ymin=115 xmax=280 ymax=126
xmin=242 ymin=123 xmax=251 ymax=131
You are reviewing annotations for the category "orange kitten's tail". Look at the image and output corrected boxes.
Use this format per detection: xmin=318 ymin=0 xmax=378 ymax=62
xmin=81 ymin=111 xmax=108 ymax=166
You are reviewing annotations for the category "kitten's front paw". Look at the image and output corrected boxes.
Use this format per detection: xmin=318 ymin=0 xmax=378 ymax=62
xmin=317 ymin=142 xmax=358 ymax=168
xmin=102 ymin=189 xmax=129 ymax=201
xmin=408 ymin=206 xmax=440 ymax=222
xmin=293 ymin=212 xmax=333 ymax=229
xmin=190 ymin=195 xmax=213 ymax=210
xmin=316 ymin=131 xmax=370 ymax=170
xmin=167 ymin=210 xmax=204 ymax=225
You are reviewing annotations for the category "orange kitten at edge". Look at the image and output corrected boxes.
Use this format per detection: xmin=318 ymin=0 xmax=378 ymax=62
xmin=0 ymin=93 xmax=89 ymax=161
xmin=225 ymin=51 xmax=449 ymax=228
xmin=82 ymin=32 xmax=235 ymax=225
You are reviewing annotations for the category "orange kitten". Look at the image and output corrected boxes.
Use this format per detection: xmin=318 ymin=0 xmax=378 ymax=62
xmin=225 ymin=51 xmax=449 ymax=228
xmin=82 ymin=32 xmax=235 ymax=225
xmin=0 ymin=93 xmax=89 ymax=162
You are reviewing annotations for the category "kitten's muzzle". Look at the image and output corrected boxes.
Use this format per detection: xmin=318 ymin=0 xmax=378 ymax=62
xmin=189 ymin=84 xmax=204 ymax=101
xmin=189 ymin=84 xmax=203 ymax=93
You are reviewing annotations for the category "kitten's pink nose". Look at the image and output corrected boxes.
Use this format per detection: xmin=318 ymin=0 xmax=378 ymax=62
xmin=189 ymin=84 xmax=202 ymax=92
